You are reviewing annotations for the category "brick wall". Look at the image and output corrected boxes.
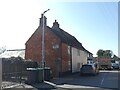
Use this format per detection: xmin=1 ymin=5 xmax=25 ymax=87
xmin=61 ymin=43 xmax=71 ymax=73
xmin=25 ymin=27 xmax=42 ymax=62
xmin=25 ymin=26 xmax=64 ymax=77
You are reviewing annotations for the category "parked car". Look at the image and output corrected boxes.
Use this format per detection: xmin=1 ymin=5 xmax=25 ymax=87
xmin=112 ymin=63 xmax=119 ymax=69
xmin=80 ymin=64 xmax=99 ymax=76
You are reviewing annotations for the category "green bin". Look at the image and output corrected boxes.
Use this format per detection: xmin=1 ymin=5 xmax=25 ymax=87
xmin=44 ymin=67 xmax=51 ymax=81
xmin=26 ymin=68 xmax=38 ymax=84
xmin=37 ymin=67 xmax=51 ymax=81
xmin=37 ymin=68 xmax=43 ymax=83
xmin=26 ymin=67 xmax=51 ymax=84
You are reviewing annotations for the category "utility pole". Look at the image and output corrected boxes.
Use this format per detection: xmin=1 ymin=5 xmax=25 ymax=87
xmin=42 ymin=9 xmax=50 ymax=81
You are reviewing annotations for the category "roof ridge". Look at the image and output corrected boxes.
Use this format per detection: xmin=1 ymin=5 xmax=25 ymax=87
xmin=7 ymin=49 xmax=25 ymax=51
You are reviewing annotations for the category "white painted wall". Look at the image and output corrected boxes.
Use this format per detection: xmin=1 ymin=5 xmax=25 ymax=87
xmin=0 ymin=58 xmax=2 ymax=89
xmin=71 ymin=47 xmax=88 ymax=73
xmin=80 ymin=50 xmax=88 ymax=64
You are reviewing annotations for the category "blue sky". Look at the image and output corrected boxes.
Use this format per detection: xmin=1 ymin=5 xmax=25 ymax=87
xmin=0 ymin=1 xmax=118 ymax=57
xmin=47 ymin=2 xmax=118 ymax=56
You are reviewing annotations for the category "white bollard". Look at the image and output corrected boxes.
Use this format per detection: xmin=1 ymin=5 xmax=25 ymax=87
xmin=0 ymin=58 xmax=2 ymax=89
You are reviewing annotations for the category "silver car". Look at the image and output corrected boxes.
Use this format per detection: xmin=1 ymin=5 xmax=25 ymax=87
xmin=80 ymin=64 xmax=99 ymax=76
xmin=112 ymin=63 xmax=119 ymax=69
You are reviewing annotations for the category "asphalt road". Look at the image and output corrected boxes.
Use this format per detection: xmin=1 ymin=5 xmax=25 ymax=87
xmin=51 ymin=70 xmax=119 ymax=90
xmin=2 ymin=70 xmax=119 ymax=90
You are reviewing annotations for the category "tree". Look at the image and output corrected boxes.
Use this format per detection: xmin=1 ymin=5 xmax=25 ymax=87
xmin=96 ymin=49 xmax=104 ymax=57
xmin=103 ymin=50 xmax=113 ymax=58
xmin=96 ymin=49 xmax=113 ymax=58
xmin=0 ymin=46 xmax=6 ymax=54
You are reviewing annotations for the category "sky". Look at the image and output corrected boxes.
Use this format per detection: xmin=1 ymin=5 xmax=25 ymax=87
xmin=0 ymin=0 xmax=118 ymax=57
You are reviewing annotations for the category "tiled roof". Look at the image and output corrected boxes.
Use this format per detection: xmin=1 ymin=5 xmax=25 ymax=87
xmin=51 ymin=28 xmax=82 ymax=49
xmin=0 ymin=49 xmax=25 ymax=59
xmin=51 ymin=27 xmax=92 ymax=54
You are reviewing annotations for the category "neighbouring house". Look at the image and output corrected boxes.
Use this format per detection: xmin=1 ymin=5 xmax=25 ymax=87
xmin=87 ymin=55 xmax=96 ymax=64
xmin=25 ymin=14 xmax=92 ymax=77
xmin=0 ymin=49 xmax=25 ymax=59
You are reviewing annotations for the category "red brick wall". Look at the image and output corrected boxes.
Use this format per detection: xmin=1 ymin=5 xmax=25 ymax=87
xmin=25 ymin=26 xmax=72 ymax=77
xmin=61 ymin=43 xmax=71 ymax=72
xmin=25 ymin=26 xmax=63 ymax=77
xmin=25 ymin=27 xmax=42 ymax=62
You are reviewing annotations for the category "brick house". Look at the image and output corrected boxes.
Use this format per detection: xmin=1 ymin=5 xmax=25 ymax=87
xmin=25 ymin=14 xmax=92 ymax=77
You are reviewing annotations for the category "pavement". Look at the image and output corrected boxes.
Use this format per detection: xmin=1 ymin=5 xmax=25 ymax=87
xmin=2 ymin=81 xmax=101 ymax=90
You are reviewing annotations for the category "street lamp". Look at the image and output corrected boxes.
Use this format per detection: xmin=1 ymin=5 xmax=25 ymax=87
xmin=42 ymin=9 xmax=50 ymax=82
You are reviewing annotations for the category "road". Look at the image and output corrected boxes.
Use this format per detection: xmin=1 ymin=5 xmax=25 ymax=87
xmin=51 ymin=70 xmax=119 ymax=90
xmin=2 ymin=70 xmax=119 ymax=90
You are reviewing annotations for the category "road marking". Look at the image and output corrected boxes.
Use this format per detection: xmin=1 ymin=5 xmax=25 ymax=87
xmin=100 ymin=77 xmax=105 ymax=86
xmin=100 ymin=73 xmax=106 ymax=86
xmin=100 ymin=70 xmax=118 ymax=86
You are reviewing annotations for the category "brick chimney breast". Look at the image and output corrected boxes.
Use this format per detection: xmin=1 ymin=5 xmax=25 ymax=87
xmin=52 ymin=20 xmax=59 ymax=29
xmin=39 ymin=14 xmax=47 ymax=27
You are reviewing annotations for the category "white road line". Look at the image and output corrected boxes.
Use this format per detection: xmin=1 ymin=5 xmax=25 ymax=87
xmin=100 ymin=73 xmax=106 ymax=86
xmin=100 ymin=77 xmax=105 ymax=86
xmin=100 ymin=70 xmax=118 ymax=86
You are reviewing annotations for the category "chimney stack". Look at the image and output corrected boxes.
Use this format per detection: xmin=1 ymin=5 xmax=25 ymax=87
xmin=39 ymin=14 xmax=47 ymax=27
xmin=52 ymin=20 xmax=59 ymax=29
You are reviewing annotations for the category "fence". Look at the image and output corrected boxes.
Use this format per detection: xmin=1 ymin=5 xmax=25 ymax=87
xmin=1 ymin=57 xmax=38 ymax=89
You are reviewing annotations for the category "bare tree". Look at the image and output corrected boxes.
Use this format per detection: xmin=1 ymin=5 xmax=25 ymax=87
xmin=0 ymin=46 xmax=6 ymax=54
